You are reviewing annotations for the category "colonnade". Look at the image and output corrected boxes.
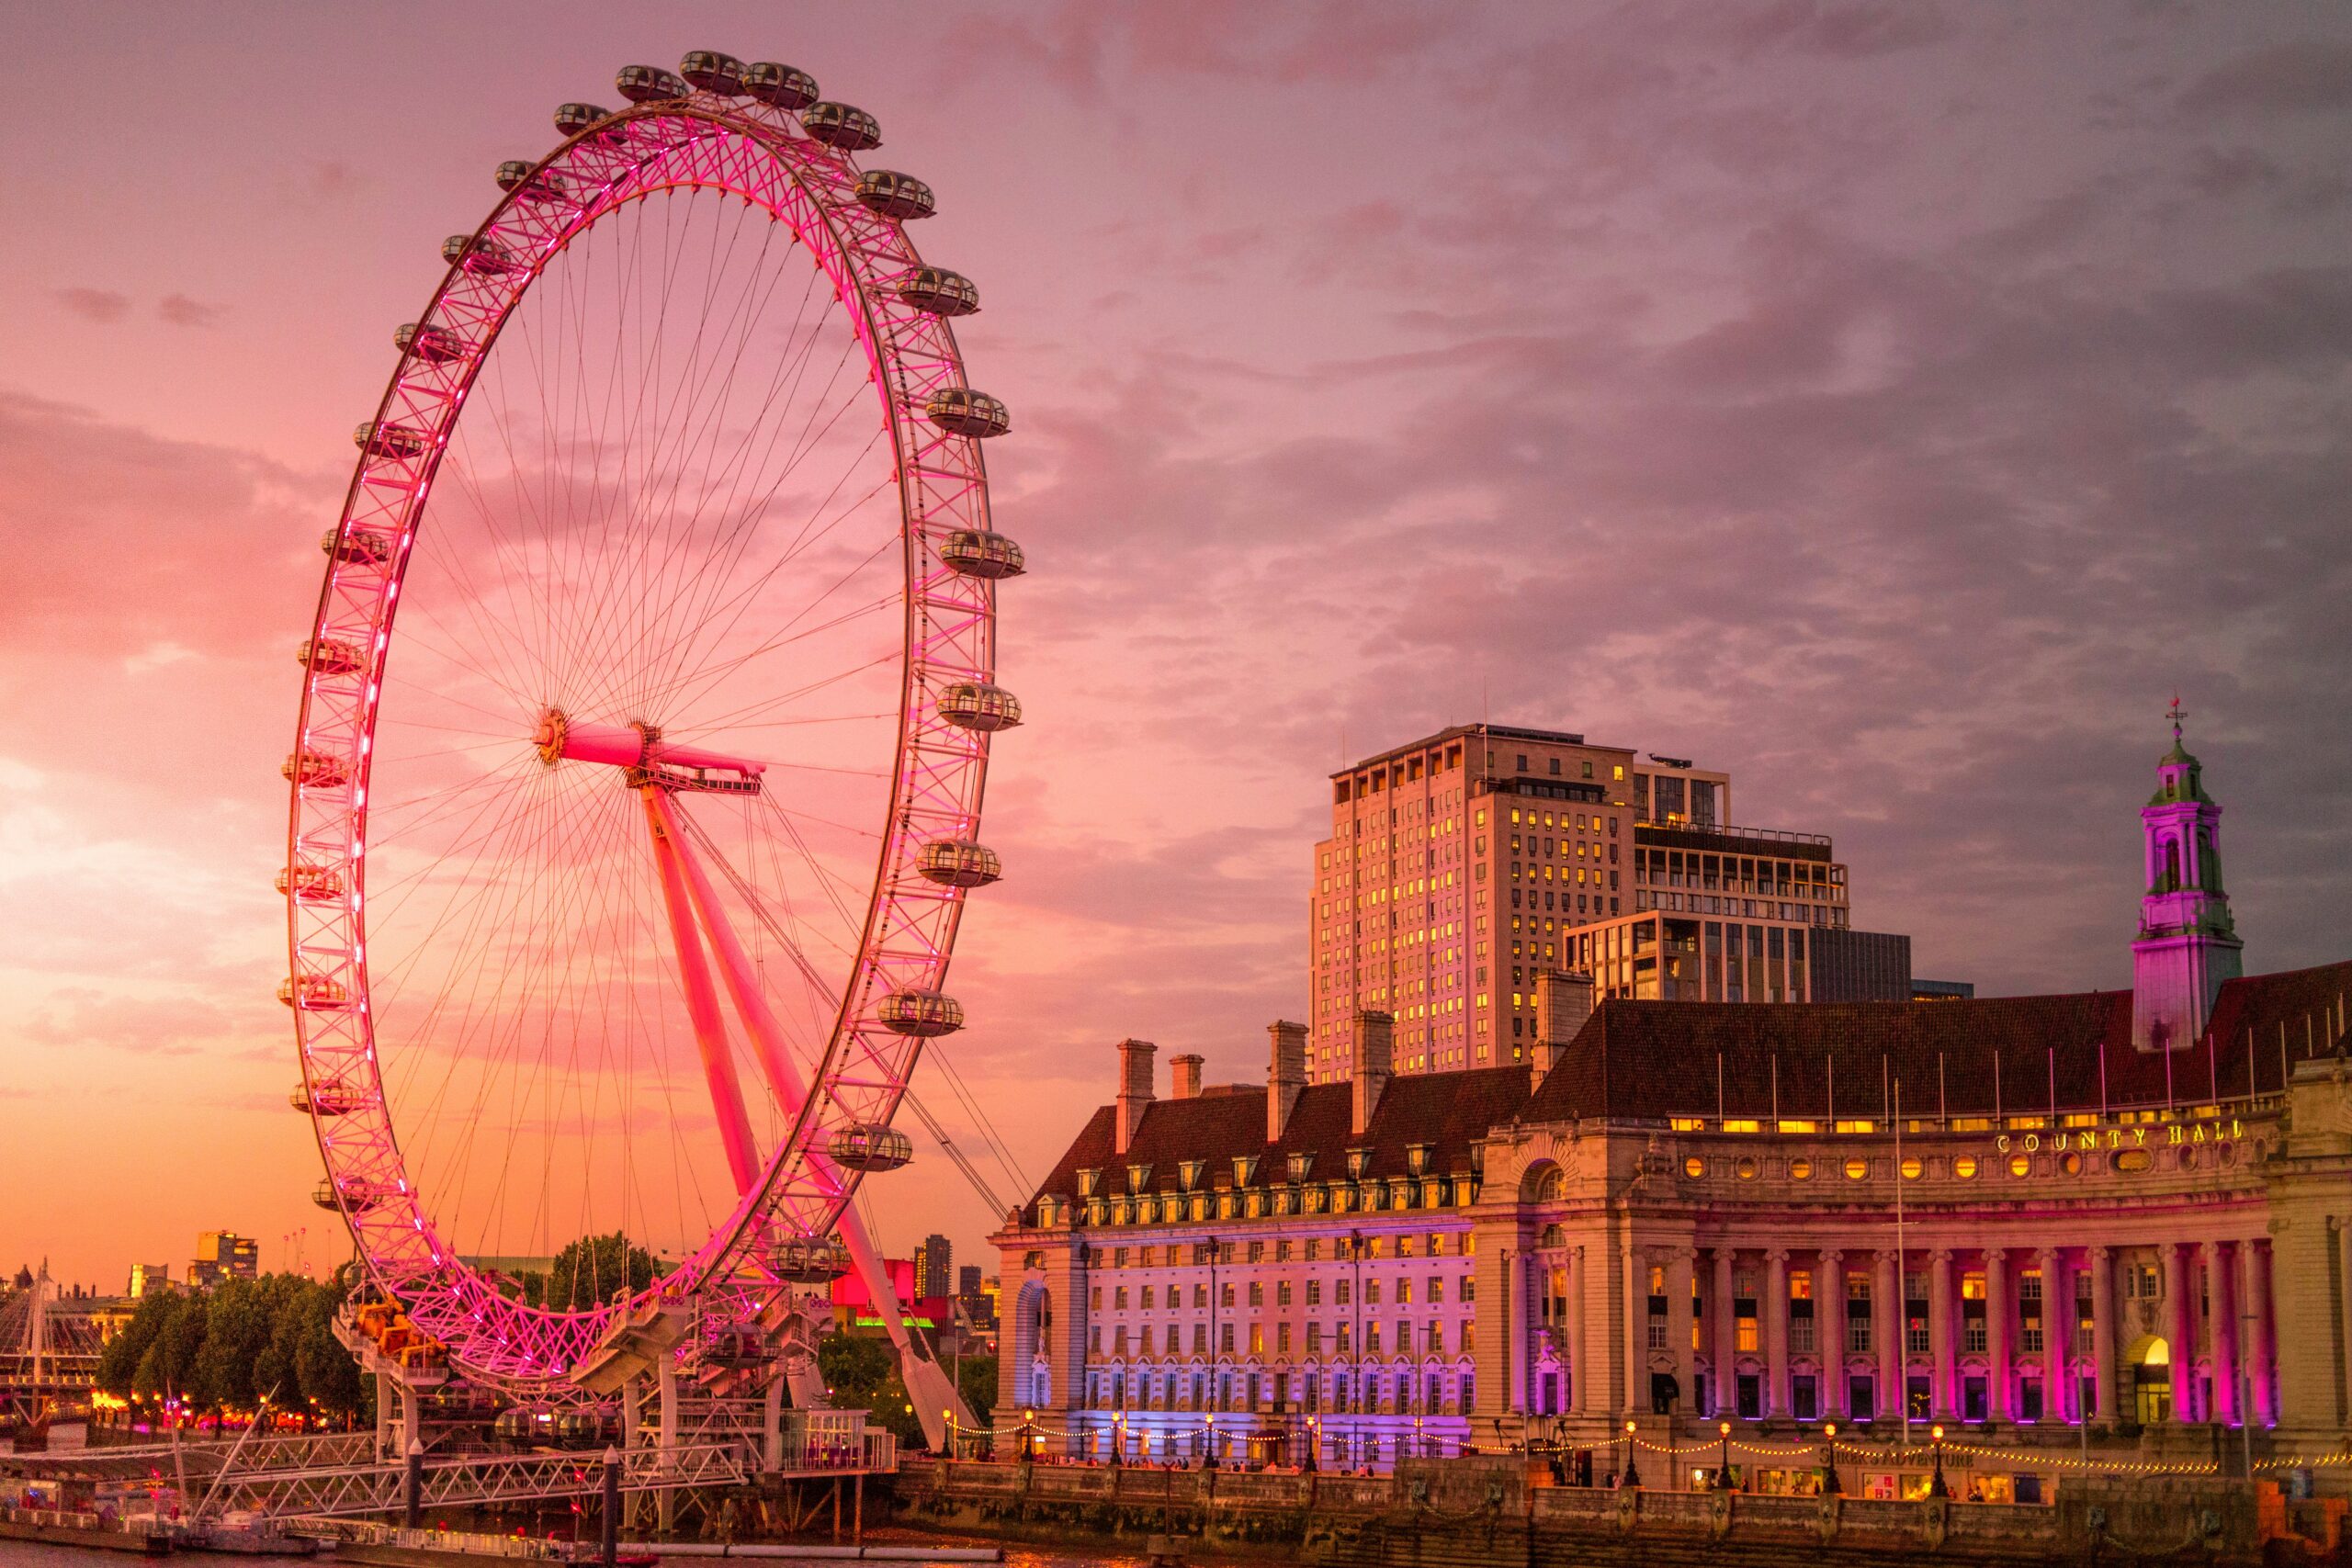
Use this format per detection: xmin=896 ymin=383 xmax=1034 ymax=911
xmin=1508 ymin=1235 xmax=2278 ymax=1431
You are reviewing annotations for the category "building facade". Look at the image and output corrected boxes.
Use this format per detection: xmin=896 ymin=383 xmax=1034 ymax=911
xmin=1308 ymin=725 xmax=1852 ymax=1086
xmin=1001 ymin=725 xmax=2352 ymax=1491
xmin=188 ymin=1232 xmax=257 ymax=1290
xmin=920 ymin=1235 xmax=954 ymax=1302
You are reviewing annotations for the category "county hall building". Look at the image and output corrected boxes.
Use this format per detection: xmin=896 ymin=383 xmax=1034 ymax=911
xmin=992 ymin=717 xmax=2352 ymax=1496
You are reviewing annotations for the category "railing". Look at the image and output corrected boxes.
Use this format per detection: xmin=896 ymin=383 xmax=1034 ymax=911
xmin=206 ymin=1440 xmax=754 ymax=1519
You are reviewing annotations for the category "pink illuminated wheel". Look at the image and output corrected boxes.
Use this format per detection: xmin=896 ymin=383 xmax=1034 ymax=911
xmin=282 ymin=54 xmax=1022 ymax=1391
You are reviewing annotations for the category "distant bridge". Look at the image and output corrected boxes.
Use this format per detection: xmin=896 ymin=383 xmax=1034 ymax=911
xmin=0 ymin=1276 xmax=105 ymax=1418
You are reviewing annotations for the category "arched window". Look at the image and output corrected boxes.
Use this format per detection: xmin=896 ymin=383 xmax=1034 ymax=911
xmin=2163 ymin=838 xmax=2180 ymax=892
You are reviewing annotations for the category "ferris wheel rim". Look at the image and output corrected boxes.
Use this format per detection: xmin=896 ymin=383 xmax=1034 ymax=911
xmin=282 ymin=85 xmax=1007 ymax=1391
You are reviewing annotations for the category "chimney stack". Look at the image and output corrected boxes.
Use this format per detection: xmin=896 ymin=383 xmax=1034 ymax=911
xmin=1266 ymin=1021 xmax=1307 ymax=1142
xmin=1170 ymin=1053 xmax=1204 ymax=1100
xmin=1532 ymin=970 xmax=1596 ymax=1087
xmin=1114 ymin=1038 xmax=1157 ymax=1156
xmin=1351 ymin=1010 xmax=1394 ymax=1136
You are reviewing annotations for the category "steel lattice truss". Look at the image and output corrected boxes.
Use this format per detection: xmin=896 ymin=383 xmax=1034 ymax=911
xmin=219 ymin=1442 xmax=755 ymax=1520
xmin=284 ymin=71 xmax=1008 ymax=1390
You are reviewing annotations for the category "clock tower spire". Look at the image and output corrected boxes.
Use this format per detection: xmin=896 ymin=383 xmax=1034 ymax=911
xmin=2131 ymin=698 xmax=2243 ymax=1052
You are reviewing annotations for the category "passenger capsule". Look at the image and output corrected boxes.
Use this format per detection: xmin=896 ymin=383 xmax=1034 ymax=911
xmin=554 ymin=101 xmax=616 ymax=139
xmin=312 ymin=1175 xmax=384 ymax=1213
xmin=491 ymin=1408 xmax=546 ymax=1446
xmin=938 ymin=529 xmax=1025 ymax=580
xmin=876 ymin=989 xmax=964 ymax=1038
xmin=444 ymin=234 xmax=519 ymax=276
xmin=299 ymin=637 xmax=366 ymax=677
xmin=679 ymin=51 xmax=747 ymax=95
xmin=773 ymin=1237 xmax=852 ymax=1283
xmin=937 ymin=681 xmax=1022 ymax=732
xmin=277 ymin=861 xmax=346 ymax=901
xmin=826 ymin=1122 xmax=916 ymax=1170
xmin=394 ymin=322 xmax=465 ymax=365
xmin=290 ymin=1078 xmax=363 ymax=1116
xmin=922 ymin=388 xmax=1011 ymax=439
xmin=279 ymin=972 xmax=348 ymax=1010
xmin=322 ymin=526 xmax=395 ymax=568
xmin=897 ymin=266 xmax=979 ymax=318
xmin=353 ymin=421 xmax=427 ymax=461
xmin=616 ymin=64 xmax=688 ymax=103
xmin=283 ymin=750 xmax=352 ymax=789
xmin=743 ymin=62 xmax=819 ymax=111
xmin=854 ymin=170 xmax=935 ymax=221
xmin=917 ymin=840 xmax=1002 ymax=888
xmin=798 ymin=101 xmax=881 ymax=151
xmin=494 ymin=161 xmax=570 ymax=204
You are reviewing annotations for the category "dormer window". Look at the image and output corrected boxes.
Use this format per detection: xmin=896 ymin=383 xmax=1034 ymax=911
xmin=1407 ymin=1144 xmax=1430 ymax=1177
xmin=1233 ymin=1155 xmax=1259 ymax=1187
xmin=1126 ymin=1163 xmax=1152 ymax=1192
xmin=1346 ymin=1148 xmax=1372 ymax=1180
xmin=1179 ymin=1159 xmax=1204 ymax=1192
xmin=1077 ymin=1168 xmax=1101 ymax=1198
xmin=1286 ymin=1152 xmax=1315 ymax=1182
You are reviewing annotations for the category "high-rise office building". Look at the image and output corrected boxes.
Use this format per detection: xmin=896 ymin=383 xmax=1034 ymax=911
xmin=188 ymin=1232 xmax=258 ymax=1290
xmin=1309 ymin=724 xmax=1855 ymax=1083
xmin=127 ymin=1263 xmax=172 ymax=1299
xmin=918 ymin=1233 xmax=953 ymax=1300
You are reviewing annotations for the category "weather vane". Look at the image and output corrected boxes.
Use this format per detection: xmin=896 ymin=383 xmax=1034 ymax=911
xmin=2168 ymin=694 xmax=2186 ymax=745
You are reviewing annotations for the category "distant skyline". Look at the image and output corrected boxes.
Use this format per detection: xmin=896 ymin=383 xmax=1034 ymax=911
xmin=3 ymin=2 xmax=2349 ymax=1286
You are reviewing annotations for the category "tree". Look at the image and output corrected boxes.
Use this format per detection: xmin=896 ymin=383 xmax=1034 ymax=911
xmin=99 ymin=1292 xmax=180 ymax=1398
xmin=135 ymin=1293 xmax=205 ymax=1401
xmin=544 ymin=1233 xmax=656 ymax=1314
xmin=293 ymin=1282 xmax=368 ymax=1424
xmin=192 ymin=1277 xmax=275 ymax=1411
xmin=817 ymin=1333 xmax=922 ymax=1447
xmin=955 ymin=1353 xmax=997 ymax=1430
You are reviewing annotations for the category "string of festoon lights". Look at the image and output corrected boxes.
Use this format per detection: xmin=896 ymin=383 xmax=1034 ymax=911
xmin=954 ymin=1408 xmax=2352 ymax=1479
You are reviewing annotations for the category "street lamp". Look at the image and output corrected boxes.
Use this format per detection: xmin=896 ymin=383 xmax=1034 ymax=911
xmin=1928 ymin=1423 xmax=1950 ymax=1499
xmin=1714 ymin=1420 xmax=1736 ymax=1491
xmin=1111 ymin=1412 xmax=1125 ymax=1469
xmin=1621 ymin=1416 xmax=1641 ymax=1488
xmin=1305 ymin=1415 xmax=1320 ymax=1473
xmin=1204 ymin=1414 xmax=1218 ymax=1472
xmin=1821 ymin=1421 xmax=1842 ymax=1495
xmin=1020 ymin=1406 xmax=1036 ymax=1466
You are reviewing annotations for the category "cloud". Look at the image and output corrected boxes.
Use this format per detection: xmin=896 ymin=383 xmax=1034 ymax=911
xmin=52 ymin=288 xmax=130 ymax=324
xmin=2181 ymin=41 xmax=2352 ymax=117
xmin=157 ymin=294 xmax=225 ymax=329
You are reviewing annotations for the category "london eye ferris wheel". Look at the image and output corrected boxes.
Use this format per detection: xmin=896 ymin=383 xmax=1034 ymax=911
xmin=279 ymin=51 xmax=1020 ymax=1427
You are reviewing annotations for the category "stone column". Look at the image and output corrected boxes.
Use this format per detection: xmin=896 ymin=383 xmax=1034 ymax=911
xmin=1669 ymin=1247 xmax=1698 ymax=1417
xmin=1874 ymin=1249 xmax=1902 ymax=1425
xmin=2244 ymin=1238 xmax=2274 ymax=1427
xmin=2204 ymin=1239 xmax=2237 ymax=1426
xmin=1929 ymin=1249 xmax=1955 ymax=1420
xmin=1821 ymin=1250 xmax=1847 ymax=1418
xmin=2089 ymin=1246 xmax=2119 ymax=1423
xmin=1622 ymin=1233 xmax=1642 ymax=1422
xmin=1712 ymin=1247 xmax=1736 ymax=1416
xmin=1570 ymin=1245 xmax=1592 ymax=1415
xmin=1985 ymin=1248 xmax=2010 ymax=1423
xmin=2164 ymin=1243 xmax=2195 ymax=1425
xmin=1766 ymin=1249 xmax=1790 ymax=1418
xmin=2037 ymin=1247 xmax=2066 ymax=1422
xmin=1508 ymin=1250 xmax=1529 ymax=1414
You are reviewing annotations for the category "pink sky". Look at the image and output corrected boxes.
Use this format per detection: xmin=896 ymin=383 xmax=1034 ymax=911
xmin=4 ymin=3 xmax=2349 ymax=1291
